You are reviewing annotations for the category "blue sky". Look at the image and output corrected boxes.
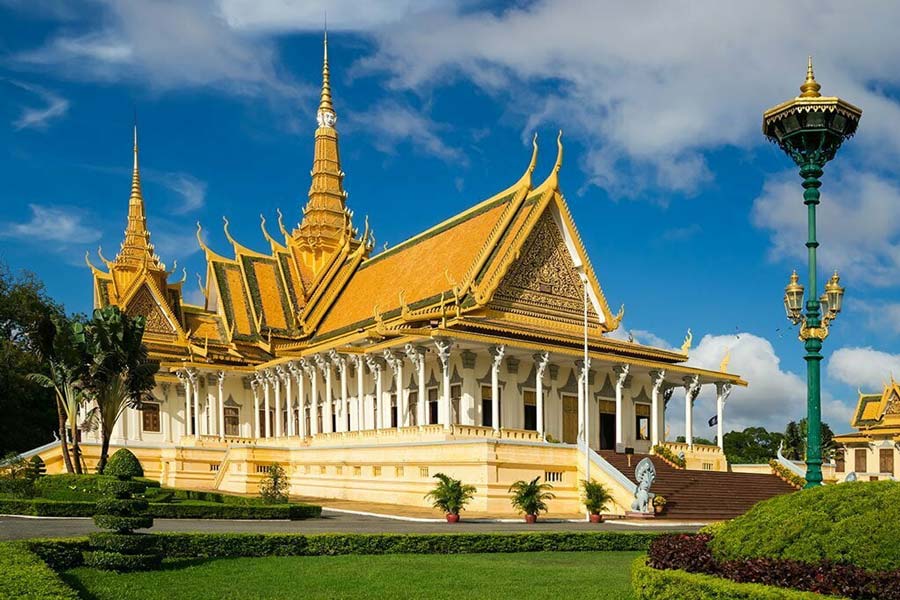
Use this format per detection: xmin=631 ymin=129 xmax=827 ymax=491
xmin=3 ymin=1 xmax=900 ymax=436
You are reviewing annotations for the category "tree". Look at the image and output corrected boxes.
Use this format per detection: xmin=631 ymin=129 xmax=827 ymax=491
xmin=792 ymin=418 xmax=836 ymax=461
xmin=722 ymin=427 xmax=784 ymax=464
xmin=675 ymin=436 xmax=715 ymax=446
xmin=783 ymin=421 xmax=804 ymax=460
xmin=80 ymin=306 xmax=158 ymax=473
xmin=0 ymin=263 xmax=64 ymax=456
xmin=29 ymin=314 xmax=88 ymax=473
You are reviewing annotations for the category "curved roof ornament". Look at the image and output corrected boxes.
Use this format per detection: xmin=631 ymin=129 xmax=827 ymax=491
xmin=260 ymin=213 xmax=285 ymax=251
xmin=97 ymin=246 xmax=114 ymax=269
xmin=276 ymin=208 xmax=290 ymax=240
xmin=533 ymin=130 xmax=564 ymax=193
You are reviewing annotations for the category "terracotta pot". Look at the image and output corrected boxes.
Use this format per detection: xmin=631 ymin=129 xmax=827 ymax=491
xmin=589 ymin=513 xmax=603 ymax=523
xmin=446 ymin=513 xmax=460 ymax=523
xmin=525 ymin=514 xmax=537 ymax=524
xmin=654 ymin=504 xmax=664 ymax=515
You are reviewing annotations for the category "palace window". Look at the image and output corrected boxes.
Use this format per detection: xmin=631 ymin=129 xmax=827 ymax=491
xmin=408 ymin=390 xmax=418 ymax=426
xmin=451 ymin=384 xmax=461 ymax=424
xmin=428 ymin=387 xmax=439 ymax=425
xmin=523 ymin=390 xmax=537 ymax=431
xmin=224 ymin=407 xmax=240 ymax=437
xmin=635 ymin=403 xmax=650 ymax=441
xmin=835 ymin=450 xmax=845 ymax=473
xmin=855 ymin=448 xmax=867 ymax=472
xmin=142 ymin=403 xmax=161 ymax=433
xmin=481 ymin=385 xmax=502 ymax=428
xmin=390 ymin=393 xmax=399 ymax=428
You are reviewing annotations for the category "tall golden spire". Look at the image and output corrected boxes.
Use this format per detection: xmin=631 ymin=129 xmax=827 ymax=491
xmin=799 ymin=55 xmax=822 ymax=98
xmin=116 ymin=123 xmax=163 ymax=270
xmin=294 ymin=30 xmax=352 ymax=270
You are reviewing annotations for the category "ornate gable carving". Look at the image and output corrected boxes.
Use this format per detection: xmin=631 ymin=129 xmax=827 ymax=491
xmin=492 ymin=210 xmax=599 ymax=326
xmin=126 ymin=285 xmax=177 ymax=337
xmin=885 ymin=390 xmax=900 ymax=416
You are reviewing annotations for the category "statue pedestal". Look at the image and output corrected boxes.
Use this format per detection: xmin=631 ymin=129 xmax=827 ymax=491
xmin=625 ymin=511 xmax=655 ymax=519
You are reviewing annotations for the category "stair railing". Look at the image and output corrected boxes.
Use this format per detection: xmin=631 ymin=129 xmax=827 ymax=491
xmin=579 ymin=441 xmax=637 ymax=494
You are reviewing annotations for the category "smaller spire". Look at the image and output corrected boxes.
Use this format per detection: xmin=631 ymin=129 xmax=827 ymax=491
xmin=131 ymin=122 xmax=143 ymax=206
xmin=317 ymin=30 xmax=336 ymax=127
xmin=799 ymin=55 xmax=821 ymax=98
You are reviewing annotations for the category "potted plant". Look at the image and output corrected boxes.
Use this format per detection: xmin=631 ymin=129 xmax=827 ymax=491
xmin=424 ymin=473 xmax=476 ymax=523
xmin=652 ymin=494 xmax=667 ymax=515
xmin=581 ymin=479 xmax=612 ymax=523
xmin=508 ymin=476 xmax=555 ymax=523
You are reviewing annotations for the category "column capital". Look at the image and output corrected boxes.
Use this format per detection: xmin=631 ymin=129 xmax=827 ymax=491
xmin=715 ymin=381 xmax=733 ymax=402
xmin=185 ymin=367 xmax=199 ymax=384
xmin=329 ymin=349 xmax=347 ymax=372
xmin=649 ymin=369 xmax=666 ymax=391
xmin=534 ymin=351 xmax=550 ymax=379
xmin=434 ymin=338 xmax=452 ymax=373
xmin=404 ymin=343 xmax=426 ymax=367
xmin=575 ymin=358 xmax=592 ymax=373
xmin=314 ymin=353 xmax=331 ymax=375
xmin=612 ymin=364 xmax=630 ymax=385
xmin=489 ymin=344 xmax=505 ymax=369
xmin=365 ymin=354 xmax=384 ymax=374
xmin=683 ymin=374 xmax=701 ymax=403
xmin=382 ymin=349 xmax=403 ymax=374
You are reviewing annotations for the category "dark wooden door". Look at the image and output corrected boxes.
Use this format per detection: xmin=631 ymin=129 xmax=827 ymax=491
xmin=880 ymin=449 xmax=894 ymax=475
xmin=855 ymin=448 xmax=867 ymax=473
xmin=562 ymin=395 xmax=578 ymax=444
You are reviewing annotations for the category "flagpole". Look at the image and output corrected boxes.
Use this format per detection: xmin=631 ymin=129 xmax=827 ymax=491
xmin=583 ymin=273 xmax=590 ymax=521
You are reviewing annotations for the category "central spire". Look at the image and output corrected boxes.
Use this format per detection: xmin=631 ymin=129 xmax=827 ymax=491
xmin=294 ymin=31 xmax=352 ymax=272
xmin=116 ymin=123 xmax=163 ymax=271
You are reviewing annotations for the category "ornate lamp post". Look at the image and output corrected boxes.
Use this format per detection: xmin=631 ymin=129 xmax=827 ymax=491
xmin=763 ymin=58 xmax=860 ymax=487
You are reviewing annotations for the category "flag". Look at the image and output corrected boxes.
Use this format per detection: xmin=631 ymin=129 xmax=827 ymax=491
xmin=708 ymin=415 xmax=718 ymax=427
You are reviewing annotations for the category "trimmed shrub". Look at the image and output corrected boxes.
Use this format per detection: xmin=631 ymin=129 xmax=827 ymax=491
xmin=96 ymin=497 xmax=149 ymax=516
xmin=0 ymin=498 xmax=96 ymax=517
xmin=710 ymin=480 xmax=900 ymax=572
xmin=97 ymin=477 xmax=147 ymax=498
xmin=105 ymin=449 xmax=144 ymax=479
xmin=82 ymin=550 xmax=161 ymax=572
xmin=34 ymin=474 xmax=104 ymax=501
xmin=93 ymin=514 xmax=154 ymax=532
xmin=29 ymin=455 xmax=47 ymax=479
xmin=88 ymin=532 xmax=157 ymax=555
xmin=0 ymin=542 xmax=79 ymax=599
xmin=0 ymin=476 xmax=35 ymax=498
xmin=24 ymin=539 xmax=88 ymax=571
xmin=647 ymin=533 xmax=717 ymax=574
xmin=632 ymin=557 xmax=840 ymax=600
xmin=151 ymin=531 xmax=662 ymax=559
xmin=0 ymin=497 xmax=322 ymax=519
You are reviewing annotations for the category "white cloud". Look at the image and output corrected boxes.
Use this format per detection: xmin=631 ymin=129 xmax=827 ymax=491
xmin=219 ymin=0 xmax=437 ymax=32
xmin=8 ymin=80 xmax=69 ymax=130
xmin=355 ymin=1 xmax=900 ymax=195
xmin=149 ymin=172 xmax=207 ymax=213
xmin=14 ymin=0 xmax=306 ymax=98
xmin=606 ymin=324 xmax=674 ymax=350
xmin=752 ymin=169 xmax=900 ymax=287
xmin=667 ymin=332 xmax=854 ymax=435
xmin=0 ymin=204 xmax=101 ymax=244
xmin=829 ymin=347 xmax=900 ymax=391
xmin=345 ymin=100 xmax=463 ymax=163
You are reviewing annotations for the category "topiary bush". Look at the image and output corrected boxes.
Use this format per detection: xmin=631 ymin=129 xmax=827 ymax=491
xmin=258 ymin=463 xmax=289 ymax=504
xmin=84 ymin=450 xmax=159 ymax=572
xmin=710 ymin=480 xmax=900 ymax=572
xmin=104 ymin=449 xmax=143 ymax=479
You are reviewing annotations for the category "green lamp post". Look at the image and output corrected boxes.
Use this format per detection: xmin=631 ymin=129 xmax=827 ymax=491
xmin=763 ymin=58 xmax=861 ymax=487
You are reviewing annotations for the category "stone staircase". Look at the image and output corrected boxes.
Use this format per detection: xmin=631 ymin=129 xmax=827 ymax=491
xmin=596 ymin=451 xmax=796 ymax=520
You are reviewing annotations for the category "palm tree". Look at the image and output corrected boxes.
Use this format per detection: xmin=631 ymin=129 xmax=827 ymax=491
xmin=80 ymin=306 xmax=158 ymax=473
xmin=424 ymin=473 xmax=476 ymax=518
xmin=29 ymin=315 xmax=87 ymax=474
xmin=508 ymin=476 xmax=555 ymax=520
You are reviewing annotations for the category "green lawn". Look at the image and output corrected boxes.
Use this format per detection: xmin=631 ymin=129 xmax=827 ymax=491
xmin=63 ymin=551 xmax=641 ymax=600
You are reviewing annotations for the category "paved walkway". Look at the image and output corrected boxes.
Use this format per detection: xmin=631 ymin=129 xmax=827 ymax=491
xmin=0 ymin=510 xmax=701 ymax=541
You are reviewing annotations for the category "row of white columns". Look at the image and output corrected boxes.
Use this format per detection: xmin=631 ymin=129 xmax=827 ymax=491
xmin=175 ymin=368 xmax=226 ymax=439
xmin=647 ymin=370 xmax=733 ymax=450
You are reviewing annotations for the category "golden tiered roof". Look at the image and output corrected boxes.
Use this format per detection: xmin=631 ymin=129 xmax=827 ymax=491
xmin=87 ymin=35 xmax=744 ymax=385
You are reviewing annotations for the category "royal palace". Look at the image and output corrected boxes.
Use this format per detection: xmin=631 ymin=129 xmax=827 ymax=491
xmin=32 ymin=37 xmax=758 ymax=517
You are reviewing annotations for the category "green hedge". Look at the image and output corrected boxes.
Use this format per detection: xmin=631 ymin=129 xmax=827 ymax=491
xmin=83 ymin=550 xmax=161 ymax=572
xmin=0 ymin=499 xmax=96 ymax=517
xmin=710 ymin=480 xmax=900 ymax=572
xmin=32 ymin=474 xmax=159 ymax=502
xmin=153 ymin=531 xmax=661 ymax=558
xmin=631 ymin=557 xmax=841 ymax=600
xmin=0 ymin=542 xmax=79 ymax=600
xmin=1 ymin=498 xmax=321 ymax=520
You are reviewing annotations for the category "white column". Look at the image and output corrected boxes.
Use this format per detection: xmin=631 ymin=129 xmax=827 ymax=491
xmin=251 ymin=376 xmax=261 ymax=439
xmin=405 ymin=344 xmax=426 ymax=427
xmin=534 ymin=351 xmax=550 ymax=438
xmin=649 ymin=370 xmax=666 ymax=447
xmin=216 ymin=371 xmax=225 ymax=439
xmin=434 ymin=339 xmax=452 ymax=429
xmin=715 ymin=382 xmax=732 ymax=450
xmin=187 ymin=369 xmax=200 ymax=437
xmin=330 ymin=351 xmax=348 ymax=433
xmin=161 ymin=383 xmax=172 ymax=443
xmin=273 ymin=366 xmax=284 ymax=438
xmin=577 ymin=359 xmax=591 ymax=448
xmin=683 ymin=375 xmax=701 ymax=447
xmin=294 ymin=361 xmax=309 ymax=438
xmin=315 ymin=355 xmax=333 ymax=433
xmin=262 ymin=371 xmax=272 ymax=438
xmin=490 ymin=345 xmax=505 ymax=432
xmin=613 ymin=364 xmax=630 ymax=449
xmin=365 ymin=355 xmax=384 ymax=429
xmin=305 ymin=360 xmax=318 ymax=436
xmin=285 ymin=364 xmax=295 ymax=437
xmin=384 ymin=349 xmax=404 ymax=429
xmin=353 ymin=355 xmax=365 ymax=431
xmin=178 ymin=371 xmax=191 ymax=438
